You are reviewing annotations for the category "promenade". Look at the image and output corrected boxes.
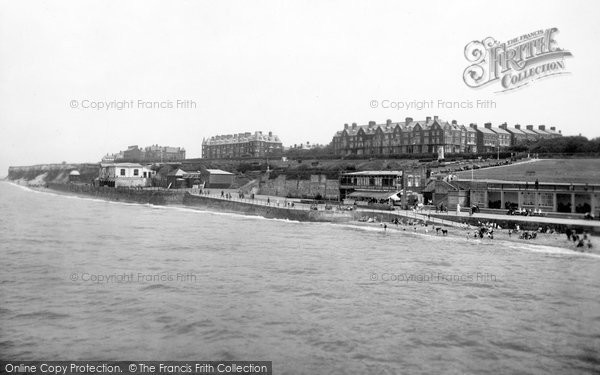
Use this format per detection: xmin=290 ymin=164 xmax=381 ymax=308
xmin=428 ymin=208 xmax=600 ymax=228
xmin=193 ymin=188 xmax=600 ymax=231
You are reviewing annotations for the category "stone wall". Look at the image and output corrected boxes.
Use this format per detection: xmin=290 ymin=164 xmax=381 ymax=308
xmin=182 ymin=193 xmax=355 ymax=222
xmin=47 ymin=183 xmax=185 ymax=205
xmin=259 ymin=174 xmax=339 ymax=200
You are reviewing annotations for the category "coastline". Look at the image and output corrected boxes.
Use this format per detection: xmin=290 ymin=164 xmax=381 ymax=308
xmin=4 ymin=180 xmax=597 ymax=256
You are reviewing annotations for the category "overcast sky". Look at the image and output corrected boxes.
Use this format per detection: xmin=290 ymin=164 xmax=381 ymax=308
xmin=1 ymin=0 xmax=599 ymax=176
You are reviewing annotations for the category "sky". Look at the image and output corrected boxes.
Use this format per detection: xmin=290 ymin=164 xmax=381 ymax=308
xmin=1 ymin=0 xmax=599 ymax=176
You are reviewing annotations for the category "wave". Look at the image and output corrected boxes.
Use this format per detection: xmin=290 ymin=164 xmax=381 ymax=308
xmin=504 ymin=242 xmax=600 ymax=259
xmin=5 ymin=182 xmax=599 ymax=259
xmin=149 ymin=204 xmax=303 ymax=224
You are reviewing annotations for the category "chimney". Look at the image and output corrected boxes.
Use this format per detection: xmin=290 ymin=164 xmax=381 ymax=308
xmin=368 ymin=121 xmax=376 ymax=127
xmin=515 ymin=124 xmax=521 ymax=129
xmin=352 ymin=123 xmax=357 ymax=129
xmin=268 ymin=131 xmax=273 ymax=137
xmin=433 ymin=115 xmax=439 ymax=122
xmin=526 ymin=125 xmax=534 ymax=130
xmin=499 ymin=122 xmax=507 ymax=129
xmin=426 ymin=116 xmax=431 ymax=122
xmin=470 ymin=123 xmax=478 ymax=129
xmin=559 ymin=130 xmax=562 ymax=134
xmin=538 ymin=125 xmax=546 ymax=131
xmin=550 ymin=126 xmax=556 ymax=131
xmin=386 ymin=119 xmax=392 ymax=126
xmin=405 ymin=117 xmax=413 ymax=124
xmin=344 ymin=123 xmax=349 ymax=129
xmin=451 ymin=120 xmax=457 ymax=125
xmin=484 ymin=122 xmax=492 ymax=129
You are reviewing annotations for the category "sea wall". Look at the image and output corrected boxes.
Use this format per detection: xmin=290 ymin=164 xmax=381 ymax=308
xmin=47 ymin=183 xmax=185 ymax=205
xmin=182 ymin=193 xmax=356 ymax=222
xmin=259 ymin=174 xmax=339 ymax=200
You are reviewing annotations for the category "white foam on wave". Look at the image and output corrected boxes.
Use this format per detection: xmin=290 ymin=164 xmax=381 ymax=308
xmin=504 ymin=241 xmax=600 ymax=259
xmin=6 ymin=182 xmax=599 ymax=258
xmin=145 ymin=203 xmax=303 ymax=224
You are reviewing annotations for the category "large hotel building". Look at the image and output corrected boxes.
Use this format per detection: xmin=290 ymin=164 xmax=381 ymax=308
xmin=202 ymin=131 xmax=283 ymax=159
xmin=331 ymin=116 xmax=561 ymax=157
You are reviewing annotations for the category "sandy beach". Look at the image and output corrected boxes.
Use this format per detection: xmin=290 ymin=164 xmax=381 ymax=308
xmin=349 ymin=218 xmax=598 ymax=256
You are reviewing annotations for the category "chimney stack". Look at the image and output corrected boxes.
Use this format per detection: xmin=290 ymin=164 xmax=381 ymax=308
xmin=426 ymin=116 xmax=431 ymax=122
xmin=499 ymin=122 xmax=507 ymax=129
xmin=515 ymin=124 xmax=521 ymax=129
xmin=484 ymin=122 xmax=492 ymax=129
xmin=451 ymin=120 xmax=457 ymax=125
xmin=352 ymin=123 xmax=357 ymax=129
xmin=470 ymin=123 xmax=478 ymax=129
xmin=386 ymin=119 xmax=392 ymax=126
xmin=559 ymin=130 xmax=562 ymax=134
xmin=344 ymin=123 xmax=349 ymax=129
xmin=526 ymin=125 xmax=534 ymax=130
xmin=368 ymin=121 xmax=376 ymax=127
xmin=268 ymin=131 xmax=273 ymax=137
xmin=538 ymin=125 xmax=546 ymax=131
xmin=433 ymin=115 xmax=439 ymax=122
xmin=405 ymin=117 xmax=413 ymax=124
xmin=550 ymin=126 xmax=556 ymax=131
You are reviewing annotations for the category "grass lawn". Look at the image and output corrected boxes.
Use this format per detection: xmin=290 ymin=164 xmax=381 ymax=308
xmin=453 ymin=159 xmax=600 ymax=184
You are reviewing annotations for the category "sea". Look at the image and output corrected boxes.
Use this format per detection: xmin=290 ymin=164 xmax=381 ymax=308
xmin=0 ymin=182 xmax=599 ymax=374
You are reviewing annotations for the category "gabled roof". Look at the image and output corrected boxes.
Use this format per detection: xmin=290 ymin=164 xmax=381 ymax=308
xmin=520 ymin=126 xmax=538 ymax=135
xmin=475 ymin=126 xmax=497 ymax=135
xmin=340 ymin=119 xmax=434 ymax=136
xmin=531 ymin=127 xmax=552 ymax=135
xmin=504 ymin=126 xmax=526 ymax=135
xmin=489 ymin=126 xmax=510 ymax=135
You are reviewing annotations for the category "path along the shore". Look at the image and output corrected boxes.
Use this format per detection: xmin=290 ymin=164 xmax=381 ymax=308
xmin=193 ymin=190 xmax=597 ymax=253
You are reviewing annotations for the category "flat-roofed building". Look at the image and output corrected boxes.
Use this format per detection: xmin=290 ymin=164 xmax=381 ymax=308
xmin=203 ymin=169 xmax=234 ymax=188
xmin=464 ymin=179 xmax=599 ymax=215
xmin=339 ymin=170 xmax=403 ymax=202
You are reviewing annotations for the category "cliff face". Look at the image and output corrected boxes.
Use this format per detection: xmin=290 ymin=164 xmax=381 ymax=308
xmin=7 ymin=163 xmax=100 ymax=185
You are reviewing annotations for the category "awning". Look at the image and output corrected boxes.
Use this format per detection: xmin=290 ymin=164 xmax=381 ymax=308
xmin=348 ymin=190 xmax=399 ymax=200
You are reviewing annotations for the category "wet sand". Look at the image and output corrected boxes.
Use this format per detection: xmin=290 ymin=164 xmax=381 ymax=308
xmin=351 ymin=219 xmax=598 ymax=255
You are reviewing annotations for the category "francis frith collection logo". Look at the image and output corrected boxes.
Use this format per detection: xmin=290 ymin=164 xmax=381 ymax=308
xmin=463 ymin=28 xmax=572 ymax=92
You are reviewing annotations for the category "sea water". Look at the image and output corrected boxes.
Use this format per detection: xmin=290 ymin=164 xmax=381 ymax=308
xmin=0 ymin=182 xmax=599 ymax=374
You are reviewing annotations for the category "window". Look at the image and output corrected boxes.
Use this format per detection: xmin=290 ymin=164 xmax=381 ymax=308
xmin=539 ymin=192 xmax=553 ymax=207
xmin=134 ymin=169 xmax=139 ymax=176
xmin=120 ymin=169 xmax=126 ymax=176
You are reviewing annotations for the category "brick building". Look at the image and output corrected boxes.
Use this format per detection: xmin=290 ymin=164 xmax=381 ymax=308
xmin=331 ymin=117 xmax=561 ymax=157
xmin=202 ymin=131 xmax=283 ymax=159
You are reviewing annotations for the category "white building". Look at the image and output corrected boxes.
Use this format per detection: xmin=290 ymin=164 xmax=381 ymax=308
xmin=98 ymin=163 xmax=155 ymax=187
